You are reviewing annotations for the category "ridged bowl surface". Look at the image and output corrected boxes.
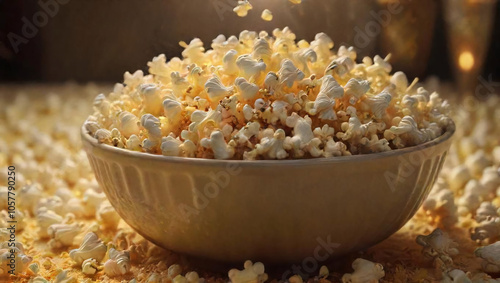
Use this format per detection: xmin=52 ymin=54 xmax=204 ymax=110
xmin=81 ymin=123 xmax=455 ymax=264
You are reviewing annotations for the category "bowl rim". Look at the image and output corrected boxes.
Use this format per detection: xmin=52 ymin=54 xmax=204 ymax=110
xmin=81 ymin=120 xmax=455 ymax=166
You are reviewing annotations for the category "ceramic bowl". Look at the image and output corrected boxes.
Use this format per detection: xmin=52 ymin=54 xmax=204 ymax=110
xmin=81 ymin=122 xmax=455 ymax=264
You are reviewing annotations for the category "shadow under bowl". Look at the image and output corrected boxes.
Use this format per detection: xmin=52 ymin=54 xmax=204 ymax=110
xmin=81 ymin=122 xmax=455 ymax=265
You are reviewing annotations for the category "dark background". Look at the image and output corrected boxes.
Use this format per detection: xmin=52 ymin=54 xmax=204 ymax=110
xmin=0 ymin=0 xmax=499 ymax=84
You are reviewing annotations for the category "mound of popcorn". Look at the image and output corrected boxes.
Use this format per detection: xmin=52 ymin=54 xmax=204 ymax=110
xmin=85 ymin=27 xmax=452 ymax=160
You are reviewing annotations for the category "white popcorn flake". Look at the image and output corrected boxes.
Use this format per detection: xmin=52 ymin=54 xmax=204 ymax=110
xmin=200 ymin=131 xmax=235 ymax=160
xmin=261 ymin=9 xmax=273 ymax=21
xmin=475 ymin=241 xmax=500 ymax=273
xmin=228 ymin=260 xmax=268 ymax=283
xmin=69 ymin=232 xmax=107 ymax=265
xmin=81 ymin=258 xmax=99 ymax=275
xmin=233 ymin=0 xmax=253 ymax=17
xmin=48 ymin=222 xmax=81 ymax=248
xmin=103 ymin=248 xmax=131 ymax=277
xmin=416 ymin=228 xmax=459 ymax=267
xmin=341 ymin=258 xmax=385 ymax=283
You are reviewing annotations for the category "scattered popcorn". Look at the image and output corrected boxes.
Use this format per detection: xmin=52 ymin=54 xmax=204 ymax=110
xmin=103 ymin=248 xmax=131 ymax=277
xmin=475 ymin=241 xmax=500 ymax=273
xmin=416 ymin=228 xmax=459 ymax=267
xmin=18 ymin=183 xmax=44 ymax=215
xmin=422 ymin=183 xmax=458 ymax=227
xmin=69 ymin=232 xmax=107 ymax=265
xmin=0 ymin=242 xmax=32 ymax=276
xmin=341 ymin=258 xmax=385 ymax=283
xmin=185 ymin=271 xmax=201 ymax=283
xmin=48 ymin=222 xmax=81 ymax=248
xmin=228 ymin=260 xmax=268 ymax=283
xmin=81 ymin=258 xmax=100 ymax=275
xmin=86 ymin=28 xmax=452 ymax=160
xmin=471 ymin=216 xmax=500 ymax=243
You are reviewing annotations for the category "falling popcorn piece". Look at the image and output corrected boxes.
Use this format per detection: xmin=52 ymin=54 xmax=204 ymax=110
xmin=233 ymin=0 xmax=253 ymax=17
xmin=289 ymin=0 xmax=302 ymax=4
xmin=261 ymin=9 xmax=273 ymax=21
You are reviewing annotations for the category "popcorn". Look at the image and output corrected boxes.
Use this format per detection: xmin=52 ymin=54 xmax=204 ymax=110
xmin=36 ymin=208 xmax=67 ymax=239
xmin=475 ymin=241 xmax=500 ymax=273
xmin=341 ymin=258 xmax=385 ymax=283
xmin=205 ymin=75 xmax=234 ymax=102
xmin=69 ymin=232 xmax=107 ymax=265
xmin=255 ymin=128 xmax=288 ymax=159
xmin=447 ymin=165 xmax=472 ymax=192
xmin=466 ymin=150 xmax=492 ymax=177
xmin=416 ymin=228 xmax=459 ymax=267
xmin=118 ymin=111 xmax=140 ymax=138
xmin=200 ymin=131 xmax=235 ymax=159
xmin=87 ymin=29 xmax=453 ymax=160
xmin=82 ymin=258 xmax=99 ymax=275
xmin=96 ymin=201 xmax=121 ymax=231
xmin=53 ymin=269 xmax=76 ymax=283
xmin=235 ymin=77 xmax=259 ymax=101
xmin=103 ymin=248 xmax=131 ymax=277
xmin=228 ymin=260 xmax=267 ymax=283
xmin=0 ymin=242 xmax=32 ymax=276
xmin=48 ymin=222 xmax=81 ymax=248
xmin=236 ymin=55 xmax=267 ymax=79
xmin=319 ymin=265 xmax=329 ymax=278
xmin=18 ymin=183 xmax=44 ymax=215
xmin=470 ymin=217 xmax=500 ymax=243
xmin=94 ymin=129 xmax=112 ymax=144
xmin=233 ymin=0 xmax=253 ymax=17
xmin=261 ymin=9 xmax=273 ymax=21
xmin=476 ymin=202 xmax=499 ymax=223
xmin=308 ymin=75 xmax=343 ymax=120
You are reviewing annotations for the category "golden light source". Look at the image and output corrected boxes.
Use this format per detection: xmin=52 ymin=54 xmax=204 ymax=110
xmin=458 ymin=51 xmax=475 ymax=71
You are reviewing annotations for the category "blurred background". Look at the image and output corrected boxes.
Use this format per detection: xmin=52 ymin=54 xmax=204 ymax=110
xmin=0 ymin=0 xmax=499 ymax=95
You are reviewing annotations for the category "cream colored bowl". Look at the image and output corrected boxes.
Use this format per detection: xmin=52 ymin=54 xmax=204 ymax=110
xmin=81 ymin=122 xmax=455 ymax=264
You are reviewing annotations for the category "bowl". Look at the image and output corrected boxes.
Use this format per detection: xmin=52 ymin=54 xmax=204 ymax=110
xmin=81 ymin=122 xmax=455 ymax=264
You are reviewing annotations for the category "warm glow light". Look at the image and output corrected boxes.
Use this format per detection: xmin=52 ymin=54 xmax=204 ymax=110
xmin=458 ymin=51 xmax=475 ymax=71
